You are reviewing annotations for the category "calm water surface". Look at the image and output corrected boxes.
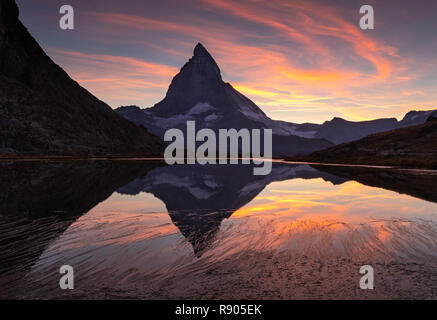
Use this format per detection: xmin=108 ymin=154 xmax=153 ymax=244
xmin=1 ymin=161 xmax=437 ymax=299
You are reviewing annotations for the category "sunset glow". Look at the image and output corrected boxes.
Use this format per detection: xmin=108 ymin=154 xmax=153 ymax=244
xmin=18 ymin=0 xmax=437 ymax=122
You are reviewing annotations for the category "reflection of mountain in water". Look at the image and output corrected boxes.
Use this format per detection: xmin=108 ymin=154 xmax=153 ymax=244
xmin=313 ymin=165 xmax=437 ymax=204
xmin=0 ymin=161 xmax=161 ymax=297
xmin=3 ymin=160 xmax=436 ymax=298
xmin=117 ymin=163 xmax=347 ymax=256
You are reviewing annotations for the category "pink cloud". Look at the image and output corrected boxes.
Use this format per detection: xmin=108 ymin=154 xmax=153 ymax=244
xmin=42 ymin=0 xmax=437 ymax=122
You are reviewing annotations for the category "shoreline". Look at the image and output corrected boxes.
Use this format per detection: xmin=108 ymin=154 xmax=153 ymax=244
xmin=0 ymin=155 xmax=165 ymax=161
xmin=277 ymin=159 xmax=437 ymax=174
xmin=281 ymin=155 xmax=437 ymax=171
xmin=1 ymin=155 xmax=437 ymax=174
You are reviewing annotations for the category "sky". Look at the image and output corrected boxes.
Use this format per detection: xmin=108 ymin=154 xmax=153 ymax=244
xmin=16 ymin=0 xmax=437 ymax=123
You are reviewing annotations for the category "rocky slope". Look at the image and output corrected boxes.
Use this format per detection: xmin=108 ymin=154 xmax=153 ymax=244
xmin=294 ymin=116 xmax=437 ymax=168
xmin=0 ymin=0 xmax=165 ymax=156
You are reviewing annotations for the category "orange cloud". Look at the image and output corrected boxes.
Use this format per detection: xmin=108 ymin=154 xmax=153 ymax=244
xmin=45 ymin=0 xmax=437 ymax=122
xmin=46 ymin=48 xmax=178 ymax=107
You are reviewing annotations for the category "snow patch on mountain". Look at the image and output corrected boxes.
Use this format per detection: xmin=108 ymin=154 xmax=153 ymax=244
xmin=152 ymin=102 xmax=219 ymax=127
xmin=150 ymin=172 xmax=217 ymax=200
xmin=190 ymin=102 xmax=216 ymax=115
xmin=270 ymin=122 xmax=317 ymax=138
xmin=239 ymin=105 xmax=266 ymax=120
xmin=205 ymin=113 xmax=222 ymax=122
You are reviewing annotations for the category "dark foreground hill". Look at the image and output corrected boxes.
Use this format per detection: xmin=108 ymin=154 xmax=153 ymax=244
xmin=0 ymin=0 xmax=164 ymax=156
xmin=292 ymin=116 xmax=437 ymax=169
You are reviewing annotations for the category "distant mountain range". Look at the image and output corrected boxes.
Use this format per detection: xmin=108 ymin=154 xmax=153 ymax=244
xmin=295 ymin=115 xmax=437 ymax=168
xmin=116 ymin=43 xmax=436 ymax=156
xmin=0 ymin=0 xmax=164 ymax=156
xmin=293 ymin=110 xmax=436 ymax=144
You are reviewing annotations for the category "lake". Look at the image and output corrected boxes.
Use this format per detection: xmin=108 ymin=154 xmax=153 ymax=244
xmin=1 ymin=160 xmax=437 ymax=299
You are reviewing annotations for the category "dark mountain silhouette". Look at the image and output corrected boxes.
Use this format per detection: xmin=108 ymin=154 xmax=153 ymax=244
xmin=116 ymin=43 xmax=436 ymax=153
xmin=0 ymin=0 xmax=164 ymax=156
xmin=117 ymin=163 xmax=347 ymax=256
xmin=399 ymin=110 xmax=437 ymax=127
xmin=116 ymin=43 xmax=333 ymax=156
xmin=295 ymin=117 xmax=399 ymax=144
xmin=296 ymin=117 xmax=437 ymax=168
xmin=292 ymin=110 xmax=437 ymax=145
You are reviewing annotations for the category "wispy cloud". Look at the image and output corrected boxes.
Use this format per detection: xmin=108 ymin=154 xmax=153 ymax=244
xmin=26 ymin=0 xmax=437 ymax=122
xmin=46 ymin=48 xmax=178 ymax=107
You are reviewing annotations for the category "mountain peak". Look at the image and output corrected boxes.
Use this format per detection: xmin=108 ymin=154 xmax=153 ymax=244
xmin=147 ymin=42 xmax=224 ymax=116
xmin=324 ymin=117 xmax=346 ymax=125
xmin=188 ymin=42 xmax=221 ymax=78
xmin=194 ymin=42 xmax=209 ymax=56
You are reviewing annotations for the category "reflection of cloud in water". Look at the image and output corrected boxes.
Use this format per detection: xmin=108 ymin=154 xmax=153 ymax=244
xmin=19 ymin=165 xmax=437 ymax=299
xmin=117 ymin=163 xmax=347 ymax=256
